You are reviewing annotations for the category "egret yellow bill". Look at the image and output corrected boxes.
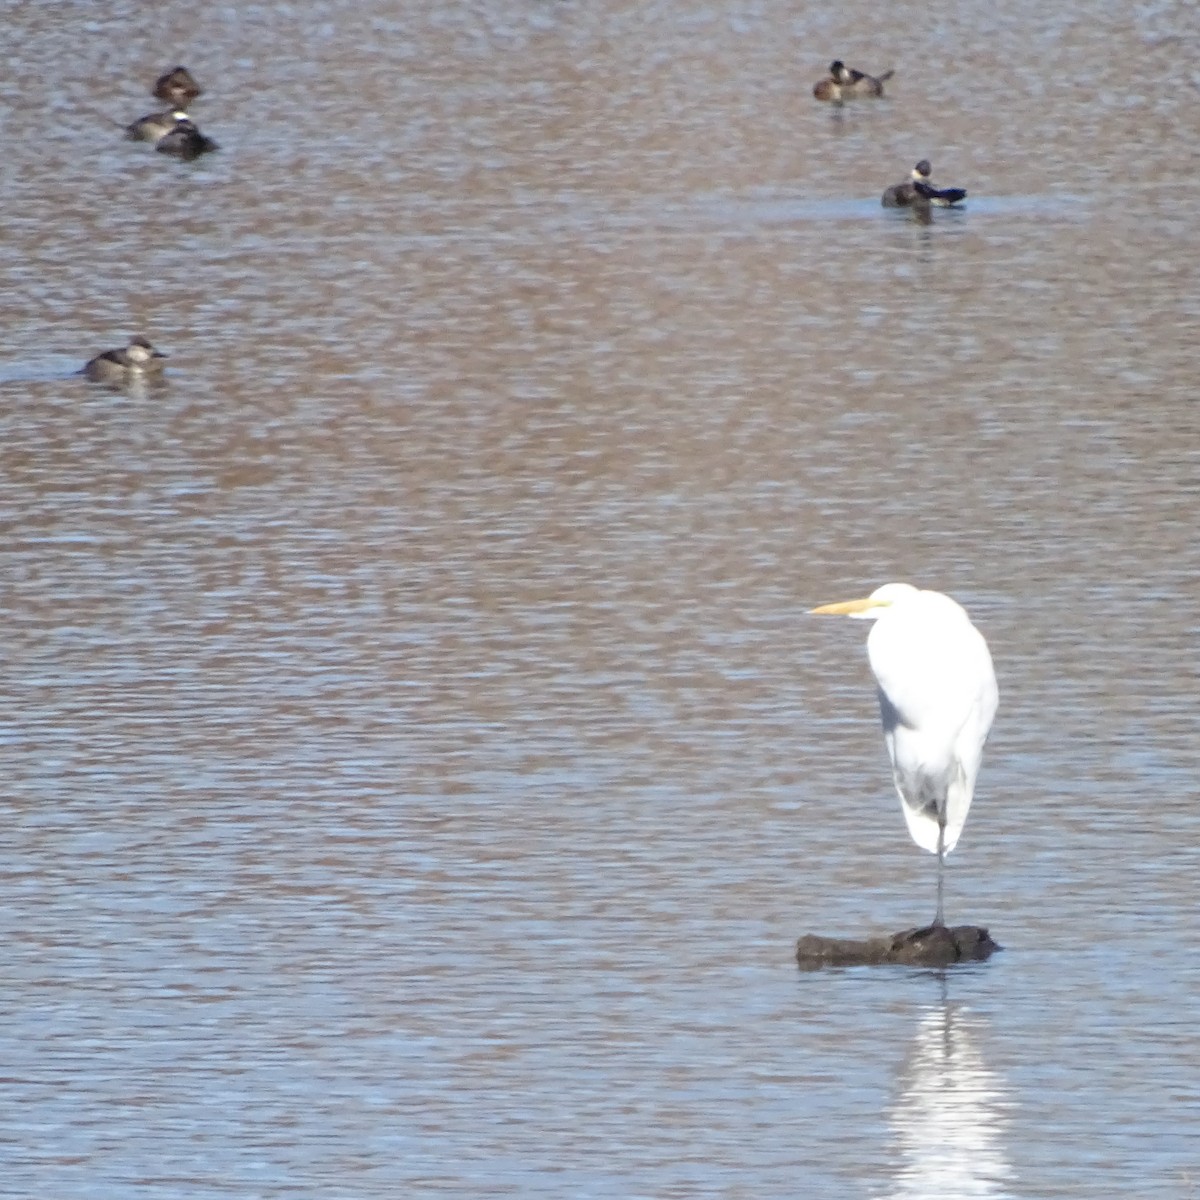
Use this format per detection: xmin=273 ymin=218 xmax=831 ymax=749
xmin=810 ymin=583 xmax=998 ymax=926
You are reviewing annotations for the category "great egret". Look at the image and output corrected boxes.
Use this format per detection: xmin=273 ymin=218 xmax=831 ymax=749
xmin=810 ymin=583 xmax=998 ymax=926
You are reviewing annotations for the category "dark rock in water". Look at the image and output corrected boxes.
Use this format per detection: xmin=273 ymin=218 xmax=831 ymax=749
xmin=796 ymin=924 xmax=1000 ymax=969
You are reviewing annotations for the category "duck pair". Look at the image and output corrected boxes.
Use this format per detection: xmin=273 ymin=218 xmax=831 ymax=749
xmin=126 ymin=65 xmax=218 ymax=161
xmin=812 ymin=60 xmax=969 ymax=213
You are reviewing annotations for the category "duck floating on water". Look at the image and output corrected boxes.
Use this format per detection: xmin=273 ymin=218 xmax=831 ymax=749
xmin=125 ymin=108 xmax=190 ymax=143
xmin=882 ymin=160 xmax=967 ymax=210
xmin=82 ymin=337 xmax=168 ymax=386
xmin=814 ymin=59 xmax=894 ymax=103
xmin=152 ymin=66 xmax=203 ymax=107
xmin=154 ymin=115 xmax=219 ymax=161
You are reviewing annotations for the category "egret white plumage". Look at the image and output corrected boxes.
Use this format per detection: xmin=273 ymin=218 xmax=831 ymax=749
xmin=810 ymin=583 xmax=998 ymax=926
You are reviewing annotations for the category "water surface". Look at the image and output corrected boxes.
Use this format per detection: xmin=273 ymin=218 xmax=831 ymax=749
xmin=1 ymin=1 xmax=1198 ymax=1196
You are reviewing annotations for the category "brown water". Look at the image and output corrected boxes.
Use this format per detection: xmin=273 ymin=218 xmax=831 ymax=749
xmin=1 ymin=1 xmax=1198 ymax=1196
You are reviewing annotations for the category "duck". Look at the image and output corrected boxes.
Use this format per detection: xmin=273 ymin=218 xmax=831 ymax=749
xmin=152 ymin=66 xmax=203 ymax=107
xmin=882 ymin=160 xmax=967 ymax=208
xmin=814 ymin=59 xmax=894 ymax=102
xmin=154 ymin=116 xmax=219 ymax=161
xmin=82 ymin=337 xmax=168 ymax=385
xmin=125 ymin=108 xmax=189 ymax=143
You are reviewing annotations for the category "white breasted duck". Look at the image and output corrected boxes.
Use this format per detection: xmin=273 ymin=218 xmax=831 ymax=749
xmin=82 ymin=337 xmax=168 ymax=385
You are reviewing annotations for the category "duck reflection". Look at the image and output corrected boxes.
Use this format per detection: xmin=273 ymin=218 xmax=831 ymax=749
xmin=881 ymin=997 xmax=1013 ymax=1199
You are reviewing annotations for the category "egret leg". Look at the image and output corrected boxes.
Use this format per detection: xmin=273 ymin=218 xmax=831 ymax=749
xmin=934 ymin=820 xmax=946 ymax=928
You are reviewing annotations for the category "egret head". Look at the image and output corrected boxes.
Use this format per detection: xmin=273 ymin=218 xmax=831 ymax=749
xmin=809 ymin=582 xmax=919 ymax=620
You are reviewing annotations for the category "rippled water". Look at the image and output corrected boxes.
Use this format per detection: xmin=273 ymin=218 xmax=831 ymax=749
xmin=1 ymin=1 xmax=1198 ymax=1196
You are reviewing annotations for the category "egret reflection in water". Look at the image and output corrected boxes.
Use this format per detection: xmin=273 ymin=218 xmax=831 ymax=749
xmin=880 ymin=999 xmax=1014 ymax=1199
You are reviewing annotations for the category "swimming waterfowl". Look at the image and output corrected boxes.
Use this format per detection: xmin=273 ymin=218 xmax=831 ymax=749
xmin=882 ymin=161 xmax=931 ymax=207
xmin=152 ymin=66 xmax=203 ymax=107
xmin=814 ymin=59 xmax=894 ymax=102
xmin=82 ymin=337 xmax=168 ymax=385
xmin=125 ymin=108 xmax=189 ymax=143
xmin=154 ymin=116 xmax=219 ymax=161
xmin=882 ymin=160 xmax=967 ymax=208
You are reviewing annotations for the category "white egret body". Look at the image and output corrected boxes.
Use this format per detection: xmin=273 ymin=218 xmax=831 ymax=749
xmin=810 ymin=583 xmax=998 ymax=925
